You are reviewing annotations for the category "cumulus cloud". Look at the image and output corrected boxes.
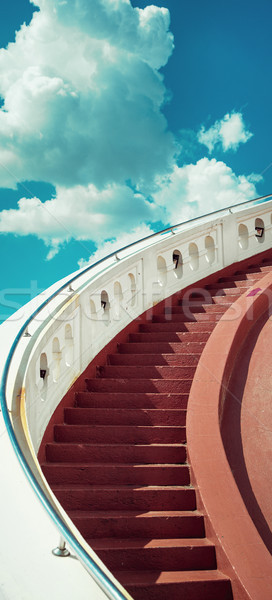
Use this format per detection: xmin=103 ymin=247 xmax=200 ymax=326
xmin=154 ymin=158 xmax=261 ymax=224
xmin=0 ymin=1 xmax=261 ymax=266
xmin=0 ymin=0 xmax=175 ymax=190
xmin=78 ymin=224 xmax=155 ymax=269
xmin=198 ymin=112 xmax=253 ymax=153
xmin=0 ymin=183 xmax=159 ymax=259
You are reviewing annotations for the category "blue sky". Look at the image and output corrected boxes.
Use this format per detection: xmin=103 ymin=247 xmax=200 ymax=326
xmin=0 ymin=0 xmax=271 ymax=322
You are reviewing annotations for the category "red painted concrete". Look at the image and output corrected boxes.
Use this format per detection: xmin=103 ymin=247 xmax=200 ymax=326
xmin=187 ymin=269 xmax=272 ymax=600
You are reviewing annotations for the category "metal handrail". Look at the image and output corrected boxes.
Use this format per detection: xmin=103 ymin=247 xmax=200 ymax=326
xmin=0 ymin=191 xmax=271 ymax=599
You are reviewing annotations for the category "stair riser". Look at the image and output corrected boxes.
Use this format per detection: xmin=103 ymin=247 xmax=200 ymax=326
xmin=70 ymin=515 xmax=205 ymax=539
xmin=124 ymin=579 xmax=233 ymax=600
xmin=139 ymin=323 xmax=215 ymax=333
xmin=75 ymin=392 xmax=189 ymax=409
xmin=180 ymin=296 xmax=237 ymax=305
xmin=64 ymin=408 xmax=187 ymax=426
xmin=108 ymin=354 xmax=200 ymax=366
xmin=171 ymin=305 xmax=228 ymax=314
xmin=54 ymin=425 xmax=186 ymax=444
xmin=117 ymin=342 xmax=205 ymax=354
xmin=129 ymin=333 xmax=210 ymax=342
xmin=219 ymin=272 xmax=265 ymax=282
xmin=52 ymin=488 xmax=196 ymax=511
xmin=46 ymin=444 xmax=187 ymax=464
xmin=204 ymin=287 xmax=247 ymax=296
xmin=206 ymin=280 xmax=253 ymax=290
xmin=95 ymin=366 xmax=196 ymax=379
xmin=155 ymin=314 xmax=221 ymax=322
xmin=94 ymin=546 xmax=216 ymax=572
xmin=43 ymin=465 xmax=190 ymax=486
xmin=86 ymin=379 xmax=193 ymax=393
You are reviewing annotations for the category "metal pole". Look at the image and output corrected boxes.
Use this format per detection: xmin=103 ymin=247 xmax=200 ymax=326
xmin=52 ymin=535 xmax=70 ymax=557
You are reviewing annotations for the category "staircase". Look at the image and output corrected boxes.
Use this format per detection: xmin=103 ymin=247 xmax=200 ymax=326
xmin=41 ymin=258 xmax=272 ymax=600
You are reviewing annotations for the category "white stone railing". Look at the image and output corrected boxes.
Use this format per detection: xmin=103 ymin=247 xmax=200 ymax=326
xmin=0 ymin=193 xmax=272 ymax=599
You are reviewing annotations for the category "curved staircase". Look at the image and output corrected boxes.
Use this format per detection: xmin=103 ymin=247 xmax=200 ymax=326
xmin=40 ymin=256 xmax=272 ymax=600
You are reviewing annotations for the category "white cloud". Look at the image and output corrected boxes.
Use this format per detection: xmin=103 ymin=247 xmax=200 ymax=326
xmin=78 ymin=224 xmax=155 ymax=269
xmin=0 ymin=0 xmax=175 ymax=189
xmin=154 ymin=158 xmax=261 ymax=224
xmin=0 ymin=2 xmax=261 ymax=266
xmin=0 ymin=158 xmax=261 ymax=260
xmin=0 ymin=183 xmax=160 ymax=258
xmin=198 ymin=112 xmax=253 ymax=153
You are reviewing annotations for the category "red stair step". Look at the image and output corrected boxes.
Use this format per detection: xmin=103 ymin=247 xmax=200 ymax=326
xmin=180 ymin=295 xmax=239 ymax=305
xmin=68 ymin=510 xmax=205 ymax=539
xmin=206 ymin=279 xmax=253 ymax=290
xmin=96 ymin=365 xmax=196 ymax=379
xmin=108 ymin=353 xmax=200 ymax=366
xmin=117 ymin=342 xmax=206 ymax=354
xmin=85 ymin=378 xmax=193 ymax=393
xmin=218 ymin=272 xmax=265 ymax=282
xmin=64 ymin=407 xmax=187 ymax=426
xmin=54 ymin=424 xmax=186 ymax=444
xmin=75 ymin=391 xmax=189 ymax=409
xmin=52 ymin=484 xmax=196 ymax=511
xmin=170 ymin=304 xmax=229 ymax=314
xmin=42 ymin=463 xmax=190 ymax=486
xmin=204 ymin=286 xmax=248 ymax=296
xmin=128 ymin=332 xmax=210 ymax=342
xmin=117 ymin=569 xmax=233 ymax=600
xmin=154 ymin=313 xmax=222 ymax=322
xmin=139 ymin=322 xmax=216 ymax=332
xmin=205 ymin=279 xmax=251 ymax=288
xmin=46 ymin=443 xmax=187 ymax=464
xmin=90 ymin=538 xmax=216 ymax=572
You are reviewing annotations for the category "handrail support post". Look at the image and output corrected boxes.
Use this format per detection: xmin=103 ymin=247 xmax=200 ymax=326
xmin=52 ymin=535 xmax=70 ymax=557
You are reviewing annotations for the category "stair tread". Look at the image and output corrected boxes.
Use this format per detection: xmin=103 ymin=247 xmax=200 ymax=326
xmin=51 ymin=484 xmax=192 ymax=490
xmin=109 ymin=353 xmax=202 ymax=357
xmin=66 ymin=408 xmax=187 ymax=412
xmin=85 ymin=378 xmax=194 ymax=382
xmin=115 ymin=569 xmax=230 ymax=585
xmin=89 ymin=538 xmax=214 ymax=550
xmin=47 ymin=442 xmax=186 ymax=447
xmin=43 ymin=462 xmax=187 ymax=467
xmin=56 ymin=424 xmax=185 ymax=429
xmin=68 ymin=509 xmax=202 ymax=518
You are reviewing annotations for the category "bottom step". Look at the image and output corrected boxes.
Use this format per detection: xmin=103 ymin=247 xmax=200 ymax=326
xmin=116 ymin=569 xmax=233 ymax=600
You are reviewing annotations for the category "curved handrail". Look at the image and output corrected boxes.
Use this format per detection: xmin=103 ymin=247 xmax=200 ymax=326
xmin=0 ymin=191 xmax=271 ymax=599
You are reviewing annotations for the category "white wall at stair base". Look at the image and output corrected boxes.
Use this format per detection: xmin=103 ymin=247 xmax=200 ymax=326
xmin=0 ymin=413 xmax=106 ymax=600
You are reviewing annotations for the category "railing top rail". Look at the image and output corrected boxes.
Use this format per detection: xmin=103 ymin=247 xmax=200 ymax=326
xmin=0 ymin=191 xmax=271 ymax=599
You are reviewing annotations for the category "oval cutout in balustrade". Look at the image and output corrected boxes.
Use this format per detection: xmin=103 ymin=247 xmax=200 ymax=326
xmin=128 ymin=273 xmax=136 ymax=306
xmin=172 ymin=249 xmax=183 ymax=278
xmin=52 ymin=337 xmax=61 ymax=382
xmin=65 ymin=324 xmax=73 ymax=367
xmin=157 ymin=256 xmax=167 ymax=287
xmin=114 ymin=281 xmax=123 ymax=319
xmin=205 ymin=236 xmax=215 ymax=264
xmin=255 ymin=218 xmax=265 ymax=243
xmin=238 ymin=224 xmax=249 ymax=250
xmin=189 ymin=242 xmax=199 ymax=271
